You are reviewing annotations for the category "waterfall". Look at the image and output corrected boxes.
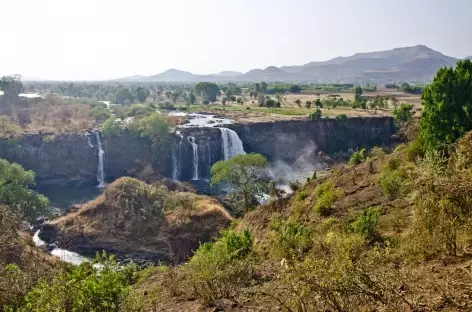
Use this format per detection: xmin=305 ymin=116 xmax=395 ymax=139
xmin=94 ymin=131 xmax=105 ymax=187
xmin=220 ymin=128 xmax=245 ymax=160
xmin=172 ymin=133 xmax=184 ymax=181
xmin=188 ymin=136 xmax=199 ymax=180
xmin=171 ymin=146 xmax=178 ymax=181
xmin=206 ymin=142 xmax=211 ymax=180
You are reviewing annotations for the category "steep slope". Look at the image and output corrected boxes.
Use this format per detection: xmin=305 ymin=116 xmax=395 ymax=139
xmin=40 ymin=177 xmax=232 ymax=263
xmin=123 ymin=133 xmax=472 ymax=311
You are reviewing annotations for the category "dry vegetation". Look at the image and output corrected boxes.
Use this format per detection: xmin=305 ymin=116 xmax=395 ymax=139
xmin=0 ymin=94 xmax=97 ymax=135
xmin=50 ymin=177 xmax=232 ymax=264
xmin=119 ymin=127 xmax=472 ymax=312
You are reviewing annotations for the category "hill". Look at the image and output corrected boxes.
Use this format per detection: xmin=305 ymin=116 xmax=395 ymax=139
xmin=114 ymin=45 xmax=461 ymax=83
xmin=120 ymin=130 xmax=472 ymax=311
xmin=39 ymin=177 xmax=232 ymax=264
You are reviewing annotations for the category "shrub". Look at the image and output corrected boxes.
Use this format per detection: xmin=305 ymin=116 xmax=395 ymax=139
xmin=157 ymin=102 xmax=175 ymax=110
xmin=270 ymin=219 xmax=313 ymax=260
xmin=349 ymin=148 xmax=366 ymax=165
xmin=186 ymin=229 xmax=255 ymax=304
xmin=297 ymin=190 xmax=308 ymax=201
xmin=101 ymin=117 xmax=124 ymax=136
xmin=350 ymin=207 xmax=381 ymax=241
xmin=88 ymin=106 xmax=111 ymax=121
xmin=9 ymin=253 xmax=137 ymax=312
xmin=314 ymin=181 xmax=342 ymax=216
xmin=309 ymin=108 xmax=322 ymax=120
xmin=289 ymin=180 xmax=301 ymax=192
xmin=126 ymin=104 xmax=155 ymax=117
xmin=202 ymin=100 xmax=210 ymax=105
xmin=379 ymin=169 xmax=403 ymax=199
xmin=335 ymin=114 xmax=348 ymax=121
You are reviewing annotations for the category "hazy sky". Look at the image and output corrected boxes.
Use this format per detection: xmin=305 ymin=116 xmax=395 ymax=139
xmin=1 ymin=0 xmax=471 ymax=80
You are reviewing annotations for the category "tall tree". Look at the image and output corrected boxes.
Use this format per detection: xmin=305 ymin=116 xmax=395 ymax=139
xmin=135 ymin=87 xmax=148 ymax=103
xmin=211 ymin=153 xmax=270 ymax=212
xmin=195 ymin=82 xmax=220 ymax=103
xmin=353 ymin=86 xmax=363 ymax=102
xmin=260 ymin=81 xmax=268 ymax=94
xmin=421 ymin=60 xmax=472 ymax=150
xmin=0 ymin=159 xmax=50 ymax=220
xmin=0 ymin=75 xmax=23 ymax=103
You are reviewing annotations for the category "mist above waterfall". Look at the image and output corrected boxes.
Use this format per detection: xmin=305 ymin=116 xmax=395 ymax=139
xmin=268 ymin=134 xmax=327 ymax=191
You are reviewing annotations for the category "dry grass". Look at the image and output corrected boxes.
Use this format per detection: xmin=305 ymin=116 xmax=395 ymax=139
xmin=0 ymin=95 xmax=95 ymax=135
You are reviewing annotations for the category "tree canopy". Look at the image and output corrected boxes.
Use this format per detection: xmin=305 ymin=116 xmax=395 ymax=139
xmin=0 ymin=159 xmax=49 ymax=220
xmin=195 ymin=82 xmax=220 ymax=103
xmin=210 ymin=153 xmax=269 ymax=212
xmin=420 ymin=60 xmax=472 ymax=150
xmin=0 ymin=75 xmax=23 ymax=103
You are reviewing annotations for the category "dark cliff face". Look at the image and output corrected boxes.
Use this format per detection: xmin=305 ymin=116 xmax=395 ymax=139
xmin=0 ymin=133 xmax=98 ymax=186
xmin=227 ymin=117 xmax=395 ymax=163
xmin=0 ymin=117 xmax=395 ymax=185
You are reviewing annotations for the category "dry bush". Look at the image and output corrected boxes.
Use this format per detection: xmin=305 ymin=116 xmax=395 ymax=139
xmin=271 ymin=233 xmax=416 ymax=312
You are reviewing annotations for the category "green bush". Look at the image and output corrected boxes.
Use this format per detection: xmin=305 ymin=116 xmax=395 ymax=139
xmin=297 ymin=190 xmax=308 ymax=201
xmin=101 ymin=117 xmax=124 ymax=136
xmin=335 ymin=114 xmax=348 ymax=121
xmin=379 ymin=169 xmax=403 ymax=199
xmin=8 ymin=253 xmax=137 ymax=312
xmin=350 ymin=207 xmax=381 ymax=241
xmin=202 ymin=100 xmax=210 ymax=105
xmin=270 ymin=220 xmax=313 ymax=260
xmin=126 ymin=104 xmax=155 ymax=117
xmin=88 ymin=106 xmax=111 ymax=121
xmin=309 ymin=109 xmax=322 ymax=121
xmin=349 ymin=148 xmax=366 ymax=165
xmin=314 ymin=181 xmax=342 ymax=216
xmin=289 ymin=180 xmax=301 ymax=192
xmin=186 ymin=229 xmax=255 ymax=304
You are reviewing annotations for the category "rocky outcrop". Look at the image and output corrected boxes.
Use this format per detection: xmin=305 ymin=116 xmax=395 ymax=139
xmin=39 ymin=177 xmax=232 ymax=264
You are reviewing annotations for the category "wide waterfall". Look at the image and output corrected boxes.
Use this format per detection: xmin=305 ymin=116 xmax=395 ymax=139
xmin=94 ymin=131 xmax=105 ymax=187
xmin=188 ymin=136 xmax=199 ymax=180
xmin=220 ymin=128 xmax=245 ymax=160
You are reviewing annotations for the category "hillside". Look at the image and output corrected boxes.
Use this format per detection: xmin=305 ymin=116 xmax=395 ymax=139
xmin=119 ymin=130 xmax=472 ymax=311
xmin=40 ymin=177 xmax=232 ymax=264
xmin=115 ymin=45 xmax=463 ymax=83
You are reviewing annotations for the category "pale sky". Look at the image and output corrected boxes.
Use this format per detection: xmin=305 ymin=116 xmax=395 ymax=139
xmin=1 ymin=0 xmax=471 ymax=80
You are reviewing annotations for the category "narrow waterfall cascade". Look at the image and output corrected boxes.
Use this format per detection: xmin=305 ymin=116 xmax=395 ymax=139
xmin=33 ymin=231 xmax=90 ymax=265
xmin=220 ymin=128 xmax=246 ymax=160
xmin=171 ymin=146 xmax=179 ymax=181
xmin=94 ymin=131 xmax=105 ymax=187
xmin=188 ymin=136 xmax=199 ymax=180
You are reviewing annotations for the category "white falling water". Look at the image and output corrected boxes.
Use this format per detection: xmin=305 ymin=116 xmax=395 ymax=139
xmin=188 ymin=136 xmax=199 ymax=180
xmin=171 ymin=145 xmax=179 ymax=181
xmin=220 ymin=128 xmax=246 ymax=160
xmin=94 ymin=131 xmax=105 ymax=187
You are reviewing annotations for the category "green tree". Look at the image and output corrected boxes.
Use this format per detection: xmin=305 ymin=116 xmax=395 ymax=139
xmin=295 ymin=99 xmax=301 ymax=108
xmin=265 ymin=99 xmax=275 ymax=108
xmin=0 ymin=75 xmax=23 ymax=103
xmin=101 ymin=117 xmax=124 ymax=136
xmin=135 ymin=87 xmax=148 ymax=103
xmin=195 ymin=82 xmax=220 ymax=103
xmin=0 ymin=159 xmax=50 ymax=220
xmin=187 ymin=92 xmax=196 ymax=104
xmin=305 ymin=101 xmax=312 ymax=109
xmin=309 ymin=109 xmax=322 ymax=121
xmin=353 ymin=86 xmax=363 ymax=102
xmin=314 ymin=98 xmax=323 ymax=108
xmin=211 ymin=153 xmax=270 ymax=212
xmin=420 ymin=60 xmax=472 ymax=150
xmin=260 ymin=81 xmax=268 ymax=94
xmin=392 ymin=103 xmax=414 ymax=123
xmin=165 ymin=91 xmax=172 ymax=100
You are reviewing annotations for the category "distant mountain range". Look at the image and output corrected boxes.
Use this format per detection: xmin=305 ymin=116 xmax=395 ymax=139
xmin=114 ymin=45 xmax=470 ymax=84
